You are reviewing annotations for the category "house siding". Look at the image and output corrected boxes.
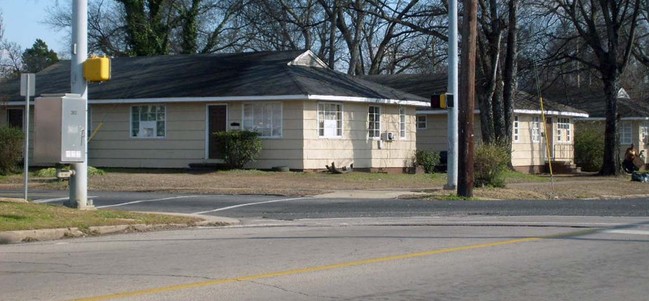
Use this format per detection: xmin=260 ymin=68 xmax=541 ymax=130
xmin=89 ymin=101 xmax=310 ymax=169
xmin=416 ymin=113 xmax=482 ymax=153
xmin=619 ymin=120 xmax=649 ymax=166
xmin=88 ymin=103 xmax=206 ymax=168
xmin=3 ymin=99 xmax=421 ymax=171
xmin=511 ymin=115 xmax=547 ymax=168
xmin=302 ymin=101 xmax=417 ymax=171
xmin=242 ymin=101 xmax=306 ymax=170
xmin=416 ymin=112 xmax=579 ymax=173
xmin=579 ymin=120 xmax=649 ymax=167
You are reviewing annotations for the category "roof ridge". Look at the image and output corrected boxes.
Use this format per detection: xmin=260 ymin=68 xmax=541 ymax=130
xmin=284 ymin=64 xmax=310 ymax=96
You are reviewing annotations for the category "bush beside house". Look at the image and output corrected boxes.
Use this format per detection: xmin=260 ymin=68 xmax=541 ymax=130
xmin=213 ymin=131 xmax=262 ymax=169
xmin=0 ymin=126 xmax=24 ymax=175
xmin=574 ymin=122 xmax=605 ymax=172
xmin=474 ymin=143 xmax=511 ymax=187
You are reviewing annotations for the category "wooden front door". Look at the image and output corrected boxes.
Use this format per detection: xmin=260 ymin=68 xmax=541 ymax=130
xmin=208 ymin=105 xmax=227 ymax=159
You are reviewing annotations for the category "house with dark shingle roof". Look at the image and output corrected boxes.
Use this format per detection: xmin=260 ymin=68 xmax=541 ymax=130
xmin=542 ymin=86 xmax=649 ymax=168
xmin=365 ymin=74 xmax=589 ymax=173
xmin=0 ymin=50 xmax=429 ymax=171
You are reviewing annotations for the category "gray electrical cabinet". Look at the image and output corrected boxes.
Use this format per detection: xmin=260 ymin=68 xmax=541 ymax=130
xmin=34 ymin=94 xmax=86 ymax=164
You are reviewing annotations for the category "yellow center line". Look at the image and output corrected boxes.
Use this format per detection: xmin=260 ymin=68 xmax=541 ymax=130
xmin=73 ymin=236 xmax=546 ymax=301
xmin=75 ymin=228 xmax=602 ymax=301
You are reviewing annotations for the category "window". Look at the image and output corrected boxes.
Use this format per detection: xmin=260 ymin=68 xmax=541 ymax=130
xmin=131 ymin=105 xmax=165 ymax=138
xmin=399 ymin=107 xmax=406 ymax=138
xmin=417 ymin=115 xmax=427 ymax=129
xmin=243 ymin=102 xmax=282 ymax=137
xmin=621 ymin=121 xmax=632 ymax=145
xmin=318 ymin=102 xmax=342 ymax=138
xmin=368 ymin=106 xmax=381 ymax=138
xmin=7 ymin=109 xmax=23 ymax=130
xmin=557 ymin=117 xmax=571 ymax=142
xmin=641 ymin=123 xmax=649 ymax=145
xmin=531 ymin=116 xmax=540 ymax=143
xmin=513 ymin=115 xmax=519 ymax=142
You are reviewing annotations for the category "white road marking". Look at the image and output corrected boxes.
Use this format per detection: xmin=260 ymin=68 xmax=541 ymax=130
xmin=97 ymin=195 xmax=200 ymax=209
xmin=192 ymin=197 xmax=308 ymax=215
xmin=603 ymin=229 xmax=649 ymax=236
xmin=33 ymin=196 xmax=98 ymax=203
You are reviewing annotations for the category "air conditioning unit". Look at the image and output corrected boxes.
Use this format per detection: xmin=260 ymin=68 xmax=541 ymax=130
xmin=382 ymin=132 xmax=394 ymax=141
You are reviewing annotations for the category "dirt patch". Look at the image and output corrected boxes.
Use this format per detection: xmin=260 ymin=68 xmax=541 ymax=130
xmin=2 ymin=170 xmax=648 ymax=200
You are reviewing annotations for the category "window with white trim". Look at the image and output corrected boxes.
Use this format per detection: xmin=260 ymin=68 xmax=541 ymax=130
xmin=243 ymin=102 xmax=282 ymax=137
xmin=318 ymin=102 xmax=342 ymax=138
xmin=399 ymin=107 xmax=406 ymax=138
xmin=620 ymin=121 xmax=632 ymax=145
xmin=417 ymin=115 xmax=427 ymax=129
xmin=557 ymin=117 xmax=571 ymax=142
xmin=640 ymin=123 xmax=649 ymax=145
xmin=368 ymin=106 xmax=381 ymax=138
xmin=531 ymin=116 xmax=540 ymax=143
xmin=131 ymin=105 xmax=165 ymax=138
xmin=513 ymin=115 xmax=519 ymax=142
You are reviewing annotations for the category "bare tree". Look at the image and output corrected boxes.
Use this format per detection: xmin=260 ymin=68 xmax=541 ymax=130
xmin=45 ymin=0 xmax=246 ymax=56
xmin=472 ymin=0 xmax=520 ymax=152
xmin=537 ymin=0 xmax=642 ymax=175
xmin=0 ymin=12 xmax=22 ymax=79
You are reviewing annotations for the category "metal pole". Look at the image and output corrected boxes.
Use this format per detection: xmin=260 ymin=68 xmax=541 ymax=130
xmin=445 ymin=0 xmax=459 ymax=190
xmin=23 ymin=79 xmax=30 ymax=201
xmin=69 ymin=0 xmax=92 ymax=209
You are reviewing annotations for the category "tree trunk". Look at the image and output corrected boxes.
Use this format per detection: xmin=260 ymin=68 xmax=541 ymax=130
xmin=599 ymin=73 xmax=621 ymax=175
xmin=492 ymin=73 xmax=506 ymax=143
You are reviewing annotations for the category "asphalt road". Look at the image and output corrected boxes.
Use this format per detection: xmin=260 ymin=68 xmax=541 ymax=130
xmin=4 ymin=190 xmax=649 ymax=221
xmin=2 ymin=190 xmax=649 ymax=300
xmin=2 ymin=218 xmax=649 ymax=301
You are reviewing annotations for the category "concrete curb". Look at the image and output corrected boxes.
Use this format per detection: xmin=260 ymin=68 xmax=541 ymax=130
xmin=0 ymin=215 xmax=240 ymax=244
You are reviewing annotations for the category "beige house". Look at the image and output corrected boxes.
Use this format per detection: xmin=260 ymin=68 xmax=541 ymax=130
xmin=544 ymin=87 xmax=649 ymax=168
xmin=0 ymin=51 xmax=428 ymax=172
xmin=366 ymin=75 xmax=589 ymax=173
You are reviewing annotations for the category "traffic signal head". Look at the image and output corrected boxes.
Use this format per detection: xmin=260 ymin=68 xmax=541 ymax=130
xmin=84 ymin=56 xmax=111 ymax=82
xmin=431 ymin=93 xmax=447 ymax=109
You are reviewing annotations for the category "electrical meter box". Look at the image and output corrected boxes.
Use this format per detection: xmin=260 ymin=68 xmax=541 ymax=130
xmin=34 ymin=94 xmax=85 ymax=164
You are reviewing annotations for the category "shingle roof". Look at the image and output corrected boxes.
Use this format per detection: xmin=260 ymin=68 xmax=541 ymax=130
xmin=0 ymin=50 xmax=427 ymax=104
xmin=540 ymin=86 xmax=649 ymax=119
xmin=364 ymin=74 xmax=588 ymax=115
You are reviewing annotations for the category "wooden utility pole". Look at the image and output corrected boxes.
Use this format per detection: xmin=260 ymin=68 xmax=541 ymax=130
xmin=458 ymin=0 xmax=477 ymax=197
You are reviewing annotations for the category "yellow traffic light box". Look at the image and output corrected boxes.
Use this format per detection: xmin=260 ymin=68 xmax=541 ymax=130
xmin=84 ymin=56 xmax=111 ymax=82
xmin=431 ymin=93 xmax=447 ymax=109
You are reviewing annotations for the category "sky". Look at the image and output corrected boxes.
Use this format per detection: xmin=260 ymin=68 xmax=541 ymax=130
xmin=1 ymin=0 xmax=69 ymax=55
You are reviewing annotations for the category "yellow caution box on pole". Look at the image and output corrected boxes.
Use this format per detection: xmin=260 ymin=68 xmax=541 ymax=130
xmin=83 ymin=56 xmax=111 ymax=82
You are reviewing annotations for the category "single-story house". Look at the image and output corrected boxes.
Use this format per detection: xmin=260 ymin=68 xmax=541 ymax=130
xmin=0 ymin=50 xmax=429 ymax=172
xmin=365 ymin=74 xmax=589 ymax=173
xmin=543 ymin=86 xmax=649 ymax=167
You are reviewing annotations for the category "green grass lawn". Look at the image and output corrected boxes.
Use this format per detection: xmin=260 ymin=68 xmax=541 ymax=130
xmin=0 ymin=202 xmax=202 ymax=232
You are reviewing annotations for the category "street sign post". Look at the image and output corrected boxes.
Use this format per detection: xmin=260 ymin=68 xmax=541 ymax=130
xmin=20 ymin=73 xmax=35 ymax=201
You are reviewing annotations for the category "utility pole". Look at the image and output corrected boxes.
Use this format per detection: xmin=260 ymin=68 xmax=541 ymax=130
xmin=445 ymin=0 xmax=459 ymax=190
xmin=458 ymin=0 xmax=477 ymax=197
xmin=68 ymin=0 xmax=92 ymax=209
